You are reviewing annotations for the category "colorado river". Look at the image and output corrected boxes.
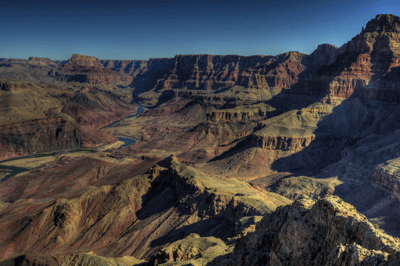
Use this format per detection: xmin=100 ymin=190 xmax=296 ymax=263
xmin=103 ymin=103 xmax=144 ymax=147
xmin=0 ymin=103 xmax=144 ymax=182
xmin=103 ymin=105 xmax=144 ymax=129
xmin=0 ymin=165 xmax=30 ymax=182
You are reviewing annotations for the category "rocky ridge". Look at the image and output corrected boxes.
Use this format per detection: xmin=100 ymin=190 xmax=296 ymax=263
xmin=0 ymin=155 xmax=290 ymax=263
xmin=233 ymin=195 xmax=400 ymax=266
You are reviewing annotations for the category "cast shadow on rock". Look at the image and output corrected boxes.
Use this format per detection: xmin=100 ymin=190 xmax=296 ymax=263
xmin=149 ymin=213 xmax=231 ymax=248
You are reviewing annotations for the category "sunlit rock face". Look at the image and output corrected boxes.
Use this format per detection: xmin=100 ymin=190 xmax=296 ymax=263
xmin=311 ymin=14 xmax=400 ymax=102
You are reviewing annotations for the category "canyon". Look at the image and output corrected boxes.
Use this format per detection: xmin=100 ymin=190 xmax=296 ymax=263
xmin=0 ymin=14 xmax=400 ymax=265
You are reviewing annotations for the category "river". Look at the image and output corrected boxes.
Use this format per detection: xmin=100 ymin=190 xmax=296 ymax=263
xmin=103 ymin=105 xmax=144 ymax=129
xmin=104 ymin=104 xmax=144 ymax=147
xmin=0 ymin=103 xmax=144 ymax=182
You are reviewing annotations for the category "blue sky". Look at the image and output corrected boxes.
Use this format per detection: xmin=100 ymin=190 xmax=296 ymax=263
xmin=1 ymin=0 xmax=399 ymax=60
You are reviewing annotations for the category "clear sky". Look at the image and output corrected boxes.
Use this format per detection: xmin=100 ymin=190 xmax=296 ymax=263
xmin=1 ymin=0 xmax=399 ymax=60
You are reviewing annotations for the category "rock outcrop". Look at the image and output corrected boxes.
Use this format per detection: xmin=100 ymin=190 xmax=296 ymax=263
xmin=307 ymin=14 xmax=400 ymax=102
xmin=101 ymin=59 xmax=148 ymax=76
xmin=233 ymin=195 xmax=400 ymax=266
xmin=53 ymin=54 xmax=134 ymax=85
xmin=0 ymin=117 xmax=81 ymax=158
xmin=304 ymin=43 xmax=342 ymax=73
xmin=27 ymin=57 xmax=58 ymax=67
xmin=372 ymin=166 xmax=400 ymax=202
xmin=206 ymin=103 xmax=275 ymax=123
xmin=251 ymin=134 xmax=315 ymax=151
xmin=67 ymin=54 xmax=104 ymax=68
xmin=151 ymin=233 xmax=230 ymax=265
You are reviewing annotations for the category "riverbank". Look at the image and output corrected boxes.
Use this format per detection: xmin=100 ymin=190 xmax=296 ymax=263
xmin=0 ymin=102 xmax=145 ymax=182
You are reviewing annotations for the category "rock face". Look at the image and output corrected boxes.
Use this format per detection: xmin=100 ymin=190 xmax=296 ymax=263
xmin=304 ymin=43 xmax=341 ymax=73
xmin=233 ymin=195 xmax=400 ymax=266
xmin=206 ymin=104 xmax=275 ymax=123
xmin=133 ymin=52 xmax=307 ymax=94
xmin=27 ymin=57 xmax=58 ymax=67
xmin=307 ymin=14 xmax=400 ymax=102
xmin=0 ymin=117 xmax=80 ymax=157
xmin=372 ymin=167 xmax=400 ymax=201
xmin=251 ymin=134 xmax=315 ymax=151
xmin=54 ymin=54 xmax=134 ymax=85
xmin=67 ymin=54 xmax=104 ymax=68
xmin=101 ymin=59 xmax=148 ymax=76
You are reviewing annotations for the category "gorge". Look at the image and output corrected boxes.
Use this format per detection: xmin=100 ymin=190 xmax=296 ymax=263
xmin=1 ymin=14 xmax=400 ymax=266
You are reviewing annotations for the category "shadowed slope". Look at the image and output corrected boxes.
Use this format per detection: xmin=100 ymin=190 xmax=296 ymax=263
xmin=0 ymin=155 xmax=290 ymax=263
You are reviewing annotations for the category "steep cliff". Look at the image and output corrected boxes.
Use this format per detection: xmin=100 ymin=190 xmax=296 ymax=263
xmin=135 ymin=52 xmax=307 ymax=96
xmin=304 ymin=43 xmax=342 ymax=73
xmin=206 ymin=103 xmax=275 ymax=123
xmin=308 ymin=14 xmax=400 ymax=102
